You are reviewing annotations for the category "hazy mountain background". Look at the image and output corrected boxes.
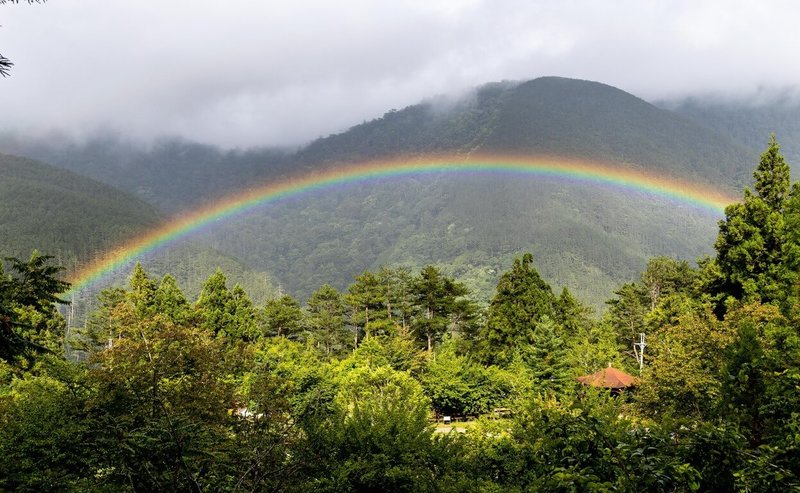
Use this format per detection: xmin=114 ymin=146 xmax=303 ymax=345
xmin=2 ymin=76 xmax=798 ymax=315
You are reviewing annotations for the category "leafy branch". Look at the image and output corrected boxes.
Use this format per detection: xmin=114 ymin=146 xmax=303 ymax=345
xmin=0 ymin=0 xmax=47 ymax=77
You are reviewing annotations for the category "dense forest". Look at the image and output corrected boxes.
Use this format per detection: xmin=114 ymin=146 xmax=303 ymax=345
xmin=1 ymin=138 xmax=799 ymax=491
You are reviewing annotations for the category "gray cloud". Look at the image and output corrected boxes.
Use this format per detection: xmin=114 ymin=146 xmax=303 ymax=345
xmin=2 ymin=0 xmax=800 ymax=148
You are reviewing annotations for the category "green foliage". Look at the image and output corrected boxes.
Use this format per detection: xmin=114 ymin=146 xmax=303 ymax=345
xmin=263 ymin=294 xmax=305 ymax=339
xmin=0 ymin=252 xmax=69 ymax=365
xmin=709 ymin=136 xmax=799 ymax=309
xmin=6 ymin=133 xmax=800 ymax=490
xmin=636 ymin=308 xmax=735 ymax=419
xmin=479 ymin=253 xmax=557 ymax=365
xmin=301 ymin=365 xmax=438 ymax=492
xmin=410 ymin=265 xmax=470 ymax=351
xmin=0 ymin=153 xmax=159 ymax=274
xmin=307 ymin=284 xmax=350 ymax=356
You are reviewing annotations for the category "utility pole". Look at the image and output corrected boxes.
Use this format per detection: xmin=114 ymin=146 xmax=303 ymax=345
xmin=633 ymin=333 xmax=646 ymax=371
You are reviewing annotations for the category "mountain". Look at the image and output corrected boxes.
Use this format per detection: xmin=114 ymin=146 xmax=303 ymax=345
xmin=663 ymin=95 xmax=800 ymax=177
xmin=297 ymin=77 xmax=756 ymax=190
xmin=0 ymin=77 xmax=772 ymax=310
xmin=0 ymin=135 xmax=294 ymax=213
xmin=0 ymin=152 xmax=160 ymax=271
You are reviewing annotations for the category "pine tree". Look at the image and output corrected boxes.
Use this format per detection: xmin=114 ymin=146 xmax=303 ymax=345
xmin=307 ymin=284 xmax=349 ymax=355
xmin=263 ymin=295 xmax=304 ymax=339
xmin=480 ymin=253 xmax=557 ymax=365
xmin=410 ymin=265 xmax=468 ymax=352
xmin=710 ymin=136 xmax=798 ymax=309
xmin=195 ymin=269 xmax=234 ymax=336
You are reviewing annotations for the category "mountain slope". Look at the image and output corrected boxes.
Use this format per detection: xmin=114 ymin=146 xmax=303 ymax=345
xmin=664 ymin=96 xmax=800 ymax=176
xmin=297 ymin=77 xmax=756 ymax=190
xmin=0 ymin=153 xmax=160 ymax=270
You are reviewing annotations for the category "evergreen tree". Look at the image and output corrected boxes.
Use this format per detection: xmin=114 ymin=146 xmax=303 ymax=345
xmin=710 ymin=136 xmax=798 ymax=309
xmin=0 ymin=252 xmax=69 ymax=363
xmin=152 ymin=274 xmax=189 ymax=323
xmin=410 ymin=265 xmax=469 ymax=352
xmin=522 ymin=316 xmax=572 ymax=394
xmin=126 ymin=262 xmax=157 ymax=318
xmin=195 ymin=269 xmax=234 ymax=336
xmin=306 ymin=283 xmax=349 ymax=355
xmin=346 ymin=270 xmax=393 ymax=341
xmin=606 ymin=282 xmax=648 ymax=355
xmin=226 ymin=284 xmax=258 ymax=341
xmin=555 ymin=286 xmax=592 ymax=339
xmin=263 ymin=295 xmax=304 ymax=339
xmin=480 ymin=253 xmax=556 ymax=365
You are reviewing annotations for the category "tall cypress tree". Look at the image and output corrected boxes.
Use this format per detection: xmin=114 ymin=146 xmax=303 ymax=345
xmin=480 ymin=253 xmax=556 ymax=365
xmin=710 ymin=136 xmax=798 ymax=309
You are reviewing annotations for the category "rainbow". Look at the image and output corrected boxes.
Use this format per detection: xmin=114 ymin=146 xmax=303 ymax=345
xmin=65 ymin=154 xmax=738 ymax=295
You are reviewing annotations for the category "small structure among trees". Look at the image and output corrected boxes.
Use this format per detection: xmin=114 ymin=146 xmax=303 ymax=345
xmin=577 ymin=365 xmax=638 ymax=391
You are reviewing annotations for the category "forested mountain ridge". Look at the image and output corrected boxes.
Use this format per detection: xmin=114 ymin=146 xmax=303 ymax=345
xmin=296 ymin=77 xmax=755 ymax=190
xmin=0 ymin=77 xmax=758 ymax=213
xmin=0 ymin=153 xmax=160 ymax=271
xmin=0 ymin=77 xmax=781 ymax=309
xmin=665 ymin=95 xmax=800 ymax=177
xmin=3 ymin=137 xmax=800 ymax=490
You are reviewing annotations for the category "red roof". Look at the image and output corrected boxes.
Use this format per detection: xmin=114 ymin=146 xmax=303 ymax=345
xmin=577 ymin=366 xmax=638 ymax=389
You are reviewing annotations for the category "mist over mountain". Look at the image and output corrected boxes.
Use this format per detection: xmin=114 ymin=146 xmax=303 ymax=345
xmin=663 ymin=95 xmax=800 ymax=177
xmin=1 ymin=76 xmax=790 ymax=310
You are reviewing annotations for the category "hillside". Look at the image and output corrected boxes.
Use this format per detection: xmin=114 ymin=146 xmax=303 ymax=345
xmin=664 ymin=96 xmax=800 ymax=177
xmin=0 ymin=153 xmax=160 ymax=271
xmin=296 ymin=77 xmax=756 ymax=190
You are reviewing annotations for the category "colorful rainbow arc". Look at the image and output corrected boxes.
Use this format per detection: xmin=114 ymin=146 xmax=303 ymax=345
xmin=65 ymin=154 xmax=738 ymax=296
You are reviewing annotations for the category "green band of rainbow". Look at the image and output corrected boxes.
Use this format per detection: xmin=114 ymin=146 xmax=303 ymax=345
xmin=65 ymin=154 xmax=738 ymax=295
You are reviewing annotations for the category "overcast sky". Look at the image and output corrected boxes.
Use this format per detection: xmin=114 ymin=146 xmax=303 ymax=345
xmin=2 ymin=0 xmax=800 ymax=148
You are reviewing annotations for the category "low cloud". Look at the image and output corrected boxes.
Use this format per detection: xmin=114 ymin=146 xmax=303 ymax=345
xmin=3 ymin=0 xmax=800 ymax=148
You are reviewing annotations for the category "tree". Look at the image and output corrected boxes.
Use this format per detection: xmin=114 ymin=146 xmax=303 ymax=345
xmin=346 ymin=270 xmax=393 ymax=342
xmin=195 ymin=269 xmax=234 ymax=336
xmin=226 ymin=284 xmax=258 ymax=341
xmin=636 ymin=308 xmax=735 ymax=419
xmin=127 ymin=262 xmax=157 ymax=317
xmin=263 ymin=295 xmax=304 ymax=339
xmin=709 ymin=136 xmax=798 ymax=309
xmin=606 ymin=282 xmax=648 ymax=356
xmin=480 ymin=253 xmax=556 ymax=365
xmin=302 ymin=365 xmax=437 ymax=492
xmin=0 ymin=252 xmax=69 ymax=364
xmin=521 ymin=315 xmax=573 ymax=393
xmin=152 ymin=274 xmax=190 ymax=323
xmin=640 ymin=256 xmax=696 ymax=311
xmin=0 ymin=1 xmax=46 ymax=77
xmin=306 ymin=284 xmax=349 ymax=355
xmin=410 ymin=265 xmax=469 ymax=352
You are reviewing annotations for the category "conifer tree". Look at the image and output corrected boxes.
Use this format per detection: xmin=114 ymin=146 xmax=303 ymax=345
xmin=307 ymin=284 xmax=348 ymax=355
xmin=710 ymin=135 xmax=799 ymax=309
xmin=263 ymin=295 xmax=304 ymax=339
xmin=195 ymin=269 xmax=234 ymax=336
xmin=480 ymin=253 xmax=556 ymax=365
xmin=152 ymin=274 xmax=189 ymax=323
xmin=410 ymin=265 xmax=468 ymax=352
xmin=226 ymin=284 xmax=258 ymax=341
xmin=346 ymin=270 xmax=393 ymax=340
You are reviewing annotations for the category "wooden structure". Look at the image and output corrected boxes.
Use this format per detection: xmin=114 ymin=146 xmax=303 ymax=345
xmin=577 ymin=366 xmax=638 ymax=391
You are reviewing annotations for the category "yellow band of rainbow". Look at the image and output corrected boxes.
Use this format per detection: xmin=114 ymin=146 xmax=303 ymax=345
xmin=65 ymin=154 xmax=738 ymax=295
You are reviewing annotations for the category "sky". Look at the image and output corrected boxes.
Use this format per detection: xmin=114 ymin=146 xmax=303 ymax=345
xmin=2 ymin=0 xmax=800 ymax=148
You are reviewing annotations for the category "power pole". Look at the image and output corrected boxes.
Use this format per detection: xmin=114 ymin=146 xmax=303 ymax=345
xmin=633 ymin=333 xmax=646 ymax=371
